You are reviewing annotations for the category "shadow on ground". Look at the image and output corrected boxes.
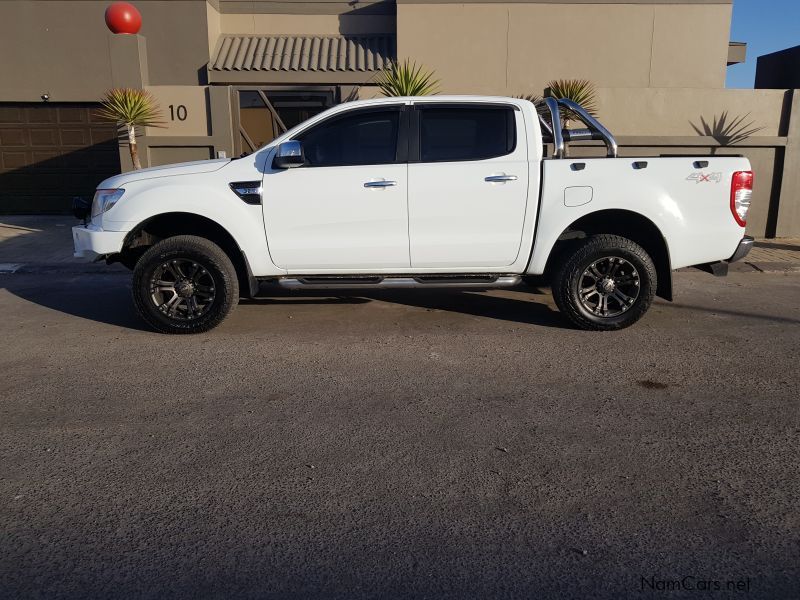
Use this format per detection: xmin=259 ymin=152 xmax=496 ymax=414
xmin=0 ymin=270 xmax=564 ymax=332
xmin=0 ymin=273 xmax=148 ymax=331
xmin=0 ymin=216 xmax=563 ymax=331
xmin=243 ymin=285 xmax=564 ymax=328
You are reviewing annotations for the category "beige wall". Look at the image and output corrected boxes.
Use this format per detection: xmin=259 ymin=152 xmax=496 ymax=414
xmin=218 ymin=13 xmax=396 ymax=35
xmin=595 ymin=88 xmax=787 ymax=137
xmin=649 ymin=4 xmax=732 ymax=88
xmin=119 ymin=86 xmax=235 ymax=171
xmin=207 ymin=1 xmax=222 ymax=58
xmin=0 ymin=0 xmax=210 ymax=102
xmin=148 ymin=146 xmax=213 ymax=167
xmin=144 ymin=86 xmax=211 ymax=137
xmin=358 ymin=86 xmax=786 ymax=139
xmin=397 ymin=2 xmax=732 ymax=96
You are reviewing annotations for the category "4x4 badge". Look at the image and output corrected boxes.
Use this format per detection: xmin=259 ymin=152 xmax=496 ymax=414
xmin=687 ymin=171 xmax=723 ymax=183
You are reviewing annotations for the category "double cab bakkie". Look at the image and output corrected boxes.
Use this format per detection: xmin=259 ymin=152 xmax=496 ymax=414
xmin=73 ymin=96 xmax=754 ymax=333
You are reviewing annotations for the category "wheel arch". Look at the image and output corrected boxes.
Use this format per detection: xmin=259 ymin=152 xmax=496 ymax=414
xmin=545 ymin=209 xmax=673 ymax=301
xmin=118 ymin=212 xmax=258 ymax=297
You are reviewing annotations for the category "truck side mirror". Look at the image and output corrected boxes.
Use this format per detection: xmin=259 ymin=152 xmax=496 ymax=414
xmin=273 ymin=140 xmax=305 ymax=169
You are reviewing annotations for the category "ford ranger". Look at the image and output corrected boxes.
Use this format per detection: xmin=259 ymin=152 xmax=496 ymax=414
xmin=72 ymin=96 xmax=754 ymax=333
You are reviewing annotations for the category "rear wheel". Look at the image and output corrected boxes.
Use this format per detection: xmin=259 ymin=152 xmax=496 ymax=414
xmin=552 ymin=234 xmax=656 ymax=330
xmin=132 ymin=235 xmax=239 ymax=334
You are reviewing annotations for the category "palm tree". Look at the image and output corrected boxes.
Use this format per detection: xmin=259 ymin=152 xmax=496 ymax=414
xmin=545 ymin=79 xmax=598 ymax=128
xmin=374 ymin=59 xmax=440 ymax=97
xmin=96 ymin=88 xmax=164 ymax=170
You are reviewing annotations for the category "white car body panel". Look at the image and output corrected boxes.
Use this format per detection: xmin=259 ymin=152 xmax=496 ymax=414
xmin=528 ymin=156 xmax=750 ymax=274
xmin=72 ymin=95 xmax=750 ymax=284
xmin=98 ymin=158 xmax=230 ymax=189
xmin=94 ymin=154 xmax=284 ymax=277
xmin=72 ymin=224 xmax=127 ymax=259
xmin=262 ymin=160 xmax=410 ymax=270
xmin=408 ymin=158 xmax=529 ymax=268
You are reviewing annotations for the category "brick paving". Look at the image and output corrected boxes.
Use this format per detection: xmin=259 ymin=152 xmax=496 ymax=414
xmin=749 ymin=239 xmax=800 ymax=264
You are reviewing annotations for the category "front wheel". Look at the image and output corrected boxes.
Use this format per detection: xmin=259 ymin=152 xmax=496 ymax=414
xmin=552 ymin=234 xmax=656 ymax=331
xmin=132 ymin=235 xmax=239 ymax=334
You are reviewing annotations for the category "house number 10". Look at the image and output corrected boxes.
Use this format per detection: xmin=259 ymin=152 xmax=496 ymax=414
xmin=169 ymin=104 xmax=188 ymax=121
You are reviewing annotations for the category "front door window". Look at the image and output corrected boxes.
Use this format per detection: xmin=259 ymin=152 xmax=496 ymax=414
xmin=296 ymin=109 xmax=401 ymax=167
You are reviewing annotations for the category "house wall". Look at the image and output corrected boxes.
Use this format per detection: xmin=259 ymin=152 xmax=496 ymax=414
xmin=207 ymin=1 xmax=222 ymax=58
xmin=594 ymin=88 xmax=788 ymax=137
xmin=0 ymin=0 xmax=210 ymax=102
xmin=396 ymin=1 xmax=732 ymax=95
xmin=217 ymin=14 xmax=396 ymax=35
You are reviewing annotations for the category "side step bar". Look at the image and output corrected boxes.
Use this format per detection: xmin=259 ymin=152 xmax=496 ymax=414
xmin=271 ymin=275 xmax=522 ymax=290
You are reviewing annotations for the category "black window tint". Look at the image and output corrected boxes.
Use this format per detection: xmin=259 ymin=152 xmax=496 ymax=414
xmin=419 ymin=107 xmax=516 ymax=162
xmin=298 ymin=109 xmax=400 ymax=167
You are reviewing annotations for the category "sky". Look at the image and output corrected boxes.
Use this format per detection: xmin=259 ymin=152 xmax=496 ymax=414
xmin=726 ymin=0 xmax=800 ymax=88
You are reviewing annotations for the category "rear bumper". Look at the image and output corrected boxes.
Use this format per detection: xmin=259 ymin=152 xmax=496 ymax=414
xmin=72 ymin=225 xmax=126 ymax=260
xmin=728 ymin=235 xmax=754 ymax=263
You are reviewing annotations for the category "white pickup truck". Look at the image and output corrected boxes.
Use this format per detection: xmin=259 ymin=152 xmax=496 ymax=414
xmin=73 ymin=95 xmax=754 ymax=334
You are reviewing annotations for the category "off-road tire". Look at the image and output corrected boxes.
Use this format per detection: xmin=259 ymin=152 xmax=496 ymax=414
xmin=552 ymin=234 xmax=656 ymax=331
xmin=132 ymin=235 xmax=239 ymax=334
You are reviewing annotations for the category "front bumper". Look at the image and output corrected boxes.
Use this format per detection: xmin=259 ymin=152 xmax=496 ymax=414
xmin=728 ymin=235 xmax=754 ymax=263
xmin=72 ymin=225 xmax=127 ymax=260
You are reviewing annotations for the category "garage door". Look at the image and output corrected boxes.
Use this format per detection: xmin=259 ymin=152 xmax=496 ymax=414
xmin=0 ymin=103 xmax=120 ymax=213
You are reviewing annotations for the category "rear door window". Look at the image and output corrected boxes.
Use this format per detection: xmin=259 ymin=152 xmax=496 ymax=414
xmin=417 ymin=106 xmax=516 ymax=162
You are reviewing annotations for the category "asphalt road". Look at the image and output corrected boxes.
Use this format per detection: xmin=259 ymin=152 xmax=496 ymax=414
xmin=1 ymin=269 xmax=798 ymax=599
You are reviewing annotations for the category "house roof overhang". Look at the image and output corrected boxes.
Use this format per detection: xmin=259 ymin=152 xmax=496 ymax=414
xmin=208 ymin=34 xmax=395 ymax=84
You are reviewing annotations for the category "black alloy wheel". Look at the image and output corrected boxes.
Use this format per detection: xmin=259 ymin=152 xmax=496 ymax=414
xmin=132 ymin=235 xmax=239 ymax=334
xmin=552 ymin=234 xmax=656 ymax=331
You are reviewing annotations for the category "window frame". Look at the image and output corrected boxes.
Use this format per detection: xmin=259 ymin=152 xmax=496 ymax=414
xmin=409 ymin=102 xmax=520 ymax=164
xmin=292 ymin=105 xmax=409 ymax=168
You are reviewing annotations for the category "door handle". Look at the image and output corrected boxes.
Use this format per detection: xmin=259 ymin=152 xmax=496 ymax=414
xmin=364 ymin=180 xmax=397 ymax=188
xmin=484 ymin=175 xmax=518 ymax=183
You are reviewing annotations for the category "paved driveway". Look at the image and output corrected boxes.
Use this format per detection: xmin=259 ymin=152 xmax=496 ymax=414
xmin=1 ymin=267 xmax=798 ymax=599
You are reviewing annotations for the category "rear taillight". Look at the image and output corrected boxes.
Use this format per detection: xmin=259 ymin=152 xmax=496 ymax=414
xmin=730 ymin=171 xmax=753 ymax=227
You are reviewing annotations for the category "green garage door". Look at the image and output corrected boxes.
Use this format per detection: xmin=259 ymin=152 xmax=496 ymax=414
xmin=0 ymin=103 xmax=120 ymax=213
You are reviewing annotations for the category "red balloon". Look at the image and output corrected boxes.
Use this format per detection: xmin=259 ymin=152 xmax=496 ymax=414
xmin=105 ymin=2 xmax=142 ymax=34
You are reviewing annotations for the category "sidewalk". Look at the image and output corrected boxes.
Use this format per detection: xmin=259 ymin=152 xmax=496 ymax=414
xmin=1 ymin=214 xmax=799 ymax=274
xmin=0 ymin=215 xmax=127 ymax=273
xmin=744 ymin=238 xmax=800 ymax=272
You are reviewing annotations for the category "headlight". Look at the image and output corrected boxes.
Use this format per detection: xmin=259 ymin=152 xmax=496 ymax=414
xmin=91 ymin=189 xmax=125 ymax=218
